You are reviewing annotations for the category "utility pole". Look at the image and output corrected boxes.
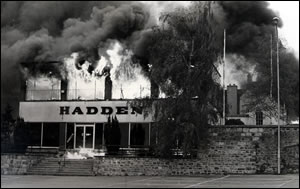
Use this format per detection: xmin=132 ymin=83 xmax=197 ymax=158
xmin=121 ymin=84 xmax=124 ymax=99
xmin=273 ymin=16 xmax=281 ymax=175
xmin=75 ymin=74 xmax=78 ymax=99
xmin=270 ymin=34 xmax=273 ymax=99
xmin=94 ymin=79 xmax=97 ymax=99
xmin=223 ymin=29 xmax=226 ymax=125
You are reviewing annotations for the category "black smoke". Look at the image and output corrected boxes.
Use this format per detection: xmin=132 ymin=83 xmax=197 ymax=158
xmin=1 ymin=1 xmax=298 ymax=119
xmin=218 ymin=1 xmax=283 ymax=54
xmin=1 ymin=1 xmax=154 ymax=116
xmin=215 ymin=1 xmax=299 ymax=118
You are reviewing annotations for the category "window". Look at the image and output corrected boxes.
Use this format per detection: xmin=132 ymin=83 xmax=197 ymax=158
xmin=130 ymin=123 xmax=150 ymax=147
xmin=66 ymin=123 xmax=75 ymax=149
xmin=27 ymin=123 xmax=42 ymax=146
xmin=26 ymin=77 xmax=61 ymax=101
xmin=104 ymin=122 xmax=128 ymax=148
xmin=119 ymin=123 xmax=129 ymax=148
xmin=95 ymin=123 xmax=104 ymax=149
xmin=43 ymin=123 xmax=60 ymax=147
xmin=256 ymin=111 xmax=263 ymax=125
xmin=67 ymin=77 xmax=105 ymax=100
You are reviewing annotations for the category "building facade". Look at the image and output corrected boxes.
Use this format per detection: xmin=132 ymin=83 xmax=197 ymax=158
xmin=225 ymin=84 xmax=287 ymax=125
xmin=19 ymin=76 xmax=153 ymax=152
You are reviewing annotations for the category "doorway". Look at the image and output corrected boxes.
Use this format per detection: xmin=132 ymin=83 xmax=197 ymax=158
xmin=74 ymin=124 xmax=95 ymax=149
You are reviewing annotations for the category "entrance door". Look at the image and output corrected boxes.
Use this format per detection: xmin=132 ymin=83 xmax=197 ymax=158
xmin=75 ymin=124 xmax=95 ymax=149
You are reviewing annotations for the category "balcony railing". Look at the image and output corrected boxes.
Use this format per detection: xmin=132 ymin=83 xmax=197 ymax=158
xmin=25 ymin=87 xmax=151 ymax=101
xmin=67 ymin=89 xmax=104 ymax=100
xmin=26 ymin=89 xmax=61 ymax=101
xmin=68 ymin=87 xmax=151 ymax=100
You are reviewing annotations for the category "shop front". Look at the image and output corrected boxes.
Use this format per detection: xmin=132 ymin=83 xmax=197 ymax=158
xmin=19 ymin=101 xmax=153 ymax=153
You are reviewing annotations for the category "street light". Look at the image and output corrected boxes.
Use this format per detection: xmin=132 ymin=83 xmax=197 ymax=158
xmin=223 ymin=29 xmax=226 ymax=125
xmin=273 ymin=16 xmax=281 ymax=175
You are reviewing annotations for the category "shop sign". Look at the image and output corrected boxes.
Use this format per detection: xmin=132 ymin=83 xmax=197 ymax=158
xmin=19 ymin=101 xmax=152 ymax=123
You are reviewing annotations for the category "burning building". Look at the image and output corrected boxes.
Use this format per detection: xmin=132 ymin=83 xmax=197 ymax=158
xmin=3 ymin=1 xmax=298 ymax=156
xmin=18 ymin=41 xmax=153 ymax=155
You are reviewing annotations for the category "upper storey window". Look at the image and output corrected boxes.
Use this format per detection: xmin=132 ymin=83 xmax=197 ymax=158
xmin=26 ymin=76 xmax=61 ymax=101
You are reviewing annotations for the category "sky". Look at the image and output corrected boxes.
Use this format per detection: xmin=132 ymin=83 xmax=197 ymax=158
xmin=171 ymin=1 xmax=299 ymax=59
xmin=268 ymin=1 xmax=299 ymax=59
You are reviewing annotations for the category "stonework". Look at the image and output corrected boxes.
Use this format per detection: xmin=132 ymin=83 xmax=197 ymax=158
xmin=1 ymin=125 xmax=299 ymax=176
xmin=1 ymin=154 xmax=42 ymax=175
xmin=93 ymin=125 xmax=299 ymax=176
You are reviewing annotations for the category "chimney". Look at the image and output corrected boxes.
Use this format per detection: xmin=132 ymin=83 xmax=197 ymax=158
xmin=104 ymin=75 xmax=112 ymax=100
xmin=61 ymin=79 xmax=68 ymax=101
xmin=150 ymin=79 xmax=159 ymax=98
xmin=19 ymin=63 xmax=29 ymax=101
xmin=20 ymin=76 xmax=27 ymax=101
xmin=227 ymin=84 xmax=238 ymax=115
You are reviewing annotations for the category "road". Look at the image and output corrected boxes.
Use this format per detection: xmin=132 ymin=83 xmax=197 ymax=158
xmin=1 ymin=174 xmax=299 ymax=188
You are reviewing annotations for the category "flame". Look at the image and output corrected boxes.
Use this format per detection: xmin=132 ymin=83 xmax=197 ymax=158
xmin=64 ymin=53 xmax=105 ymax=100
xmin=66 ymin=148 xmax=105 ymax=159
xmin=64 ymin=40 xmax=151 ymax=100
xmin=108 ymin=41 xmax=151 ymax=99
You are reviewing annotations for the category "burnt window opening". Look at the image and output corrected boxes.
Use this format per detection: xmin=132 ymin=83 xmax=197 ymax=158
xmin=25 ymin=77 xmax=61 ymax=101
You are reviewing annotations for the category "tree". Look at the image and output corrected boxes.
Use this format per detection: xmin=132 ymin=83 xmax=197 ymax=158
xmin=136 ymin=2 xmax=223 ymax=158
xmin=13 ymin=118 xmax=30 ymax=152
xmin=104 ymin=115 xmax=121 ymax=154
xmin=1 ymin=104 xmax=15 ymax=144
xmin=241 ymin=91 xmax=287 ymax=124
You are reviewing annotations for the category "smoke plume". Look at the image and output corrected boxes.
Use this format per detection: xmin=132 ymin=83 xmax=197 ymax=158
xmin=1 ymin=1 xmax=154 ymax=116
xmin=1 ymin=1 xmax=298 ymax=118
xmin=215 ymin=1 xmax=283 ymax=88
xmin=215 ymin=1 xmax=299 ymax=118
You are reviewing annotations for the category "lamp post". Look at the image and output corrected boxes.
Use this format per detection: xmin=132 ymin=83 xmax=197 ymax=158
xmin=270 ymin=34 xmax=273 ymax=99
xmin=223 ymin=29 xmax=226 ymax=125
xmin=273 ymin=16 xmax=280 ymax=175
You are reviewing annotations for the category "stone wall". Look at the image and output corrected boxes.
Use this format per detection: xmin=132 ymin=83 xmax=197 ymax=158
xmin=1 ymin=154 xmax=42 ymax=175
xmin=93 ymin=125 xmax=299 ymax=176
xmin=254 ymin=126 xmax=299 ymax=174
xmin=1 ymin=125 xmax=298 ymax=176
xmin=206 ymin=125 xmax=299 ymax=174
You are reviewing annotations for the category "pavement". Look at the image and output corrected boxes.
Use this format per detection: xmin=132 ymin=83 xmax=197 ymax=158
xmin=1 ymin=174 xmax=299 ymax=188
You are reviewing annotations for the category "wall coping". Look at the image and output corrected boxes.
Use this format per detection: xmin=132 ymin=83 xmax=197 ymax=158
xmin=210 ymin=125 xmax=299 ymax=128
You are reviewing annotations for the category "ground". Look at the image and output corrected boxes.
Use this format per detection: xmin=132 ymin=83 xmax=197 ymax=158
xmin=1 ymin=174 xmax=299 ymax=188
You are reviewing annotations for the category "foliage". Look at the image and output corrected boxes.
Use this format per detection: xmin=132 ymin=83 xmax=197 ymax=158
xmin=241 ymin=92 xmax=286 ymax=122
xmin=1 ymin=104 xmax=29 ymax=152
xmin=13 ymin=118 xmax=30 ymax=151
xmin=1 ymin=104 xmax=15 ymax=143
xmin=134 ymin=2 xmax=223 ymax=158
xmin=104 ymin=115 xmax=121 ymax=154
